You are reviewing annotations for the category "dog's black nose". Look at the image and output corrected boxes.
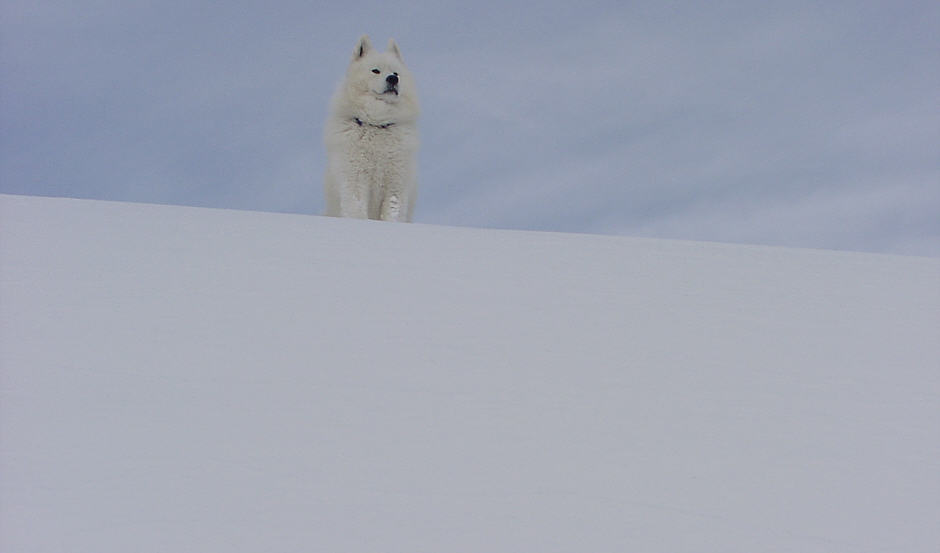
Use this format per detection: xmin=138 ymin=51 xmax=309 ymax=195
xmin=386 ymin=74 xmax=399 ymax=85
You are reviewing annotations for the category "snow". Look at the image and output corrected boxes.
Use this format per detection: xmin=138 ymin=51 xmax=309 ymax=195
xmin=2 ymin=193 xmax=938 ymax=552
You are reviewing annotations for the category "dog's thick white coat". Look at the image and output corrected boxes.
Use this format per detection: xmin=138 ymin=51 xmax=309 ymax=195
xmin=324 ymin=36 xmax=419 ymax=222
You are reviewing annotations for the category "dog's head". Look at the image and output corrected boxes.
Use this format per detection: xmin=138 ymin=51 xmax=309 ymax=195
xmin=346 ymin=35 xmax=413 ymax=104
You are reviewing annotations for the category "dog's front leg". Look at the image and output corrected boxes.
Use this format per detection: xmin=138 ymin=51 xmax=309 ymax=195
xmin=340 ymin=182 xmax=369 ymax=219
xmin=379 ymin=192 xmax=404 ymax=222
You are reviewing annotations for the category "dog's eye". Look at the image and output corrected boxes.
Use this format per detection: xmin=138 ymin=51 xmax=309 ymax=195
xmin=371 ymin=68 xmax=381 ymax=74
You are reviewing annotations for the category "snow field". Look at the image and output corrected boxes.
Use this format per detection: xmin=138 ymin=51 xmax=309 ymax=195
xmin=2 ymin=194 xmax=938 ymax=552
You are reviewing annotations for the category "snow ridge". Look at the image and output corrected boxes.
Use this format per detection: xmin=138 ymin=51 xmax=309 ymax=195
xmin=2 ymin=194 xmax=938 ymax=552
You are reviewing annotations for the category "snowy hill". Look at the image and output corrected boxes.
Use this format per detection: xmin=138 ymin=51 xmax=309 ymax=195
xmin=2 ymin=194 xmax=938 ymax=552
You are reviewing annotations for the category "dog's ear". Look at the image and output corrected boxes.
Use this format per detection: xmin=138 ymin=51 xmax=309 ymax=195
xmin=353 ymin=35 xmax=372 ymax=61
xmin=387 ymin=38 xmax=403 ymax=62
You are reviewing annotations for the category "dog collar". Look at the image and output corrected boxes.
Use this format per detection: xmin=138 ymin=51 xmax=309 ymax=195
xmin=354 ymin=117 xmax=394 ymax=129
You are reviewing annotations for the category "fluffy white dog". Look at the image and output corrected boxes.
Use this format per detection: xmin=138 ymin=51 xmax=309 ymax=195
xmin=323 ymin=35 xmax=420 ymax=222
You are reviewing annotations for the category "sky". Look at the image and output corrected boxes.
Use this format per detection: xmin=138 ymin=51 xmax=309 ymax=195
xmin=2 ymin=0 xmax=938 ymax=256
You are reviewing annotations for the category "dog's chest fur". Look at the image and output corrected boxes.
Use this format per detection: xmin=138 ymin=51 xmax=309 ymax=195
xmin=342 ymin=119 xmax=416 ymax=183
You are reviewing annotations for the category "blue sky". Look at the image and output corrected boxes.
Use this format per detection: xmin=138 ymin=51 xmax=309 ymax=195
xmin=3 ymin=0 xmax=938 ymax=255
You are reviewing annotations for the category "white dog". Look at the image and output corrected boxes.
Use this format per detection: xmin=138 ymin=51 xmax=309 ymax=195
xmin=323 ymin=35 xmax=419 ymax=222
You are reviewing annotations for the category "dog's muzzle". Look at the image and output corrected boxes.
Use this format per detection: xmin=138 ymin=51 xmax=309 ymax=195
xmin=384 ymin=74 xmax=399 ymax=95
